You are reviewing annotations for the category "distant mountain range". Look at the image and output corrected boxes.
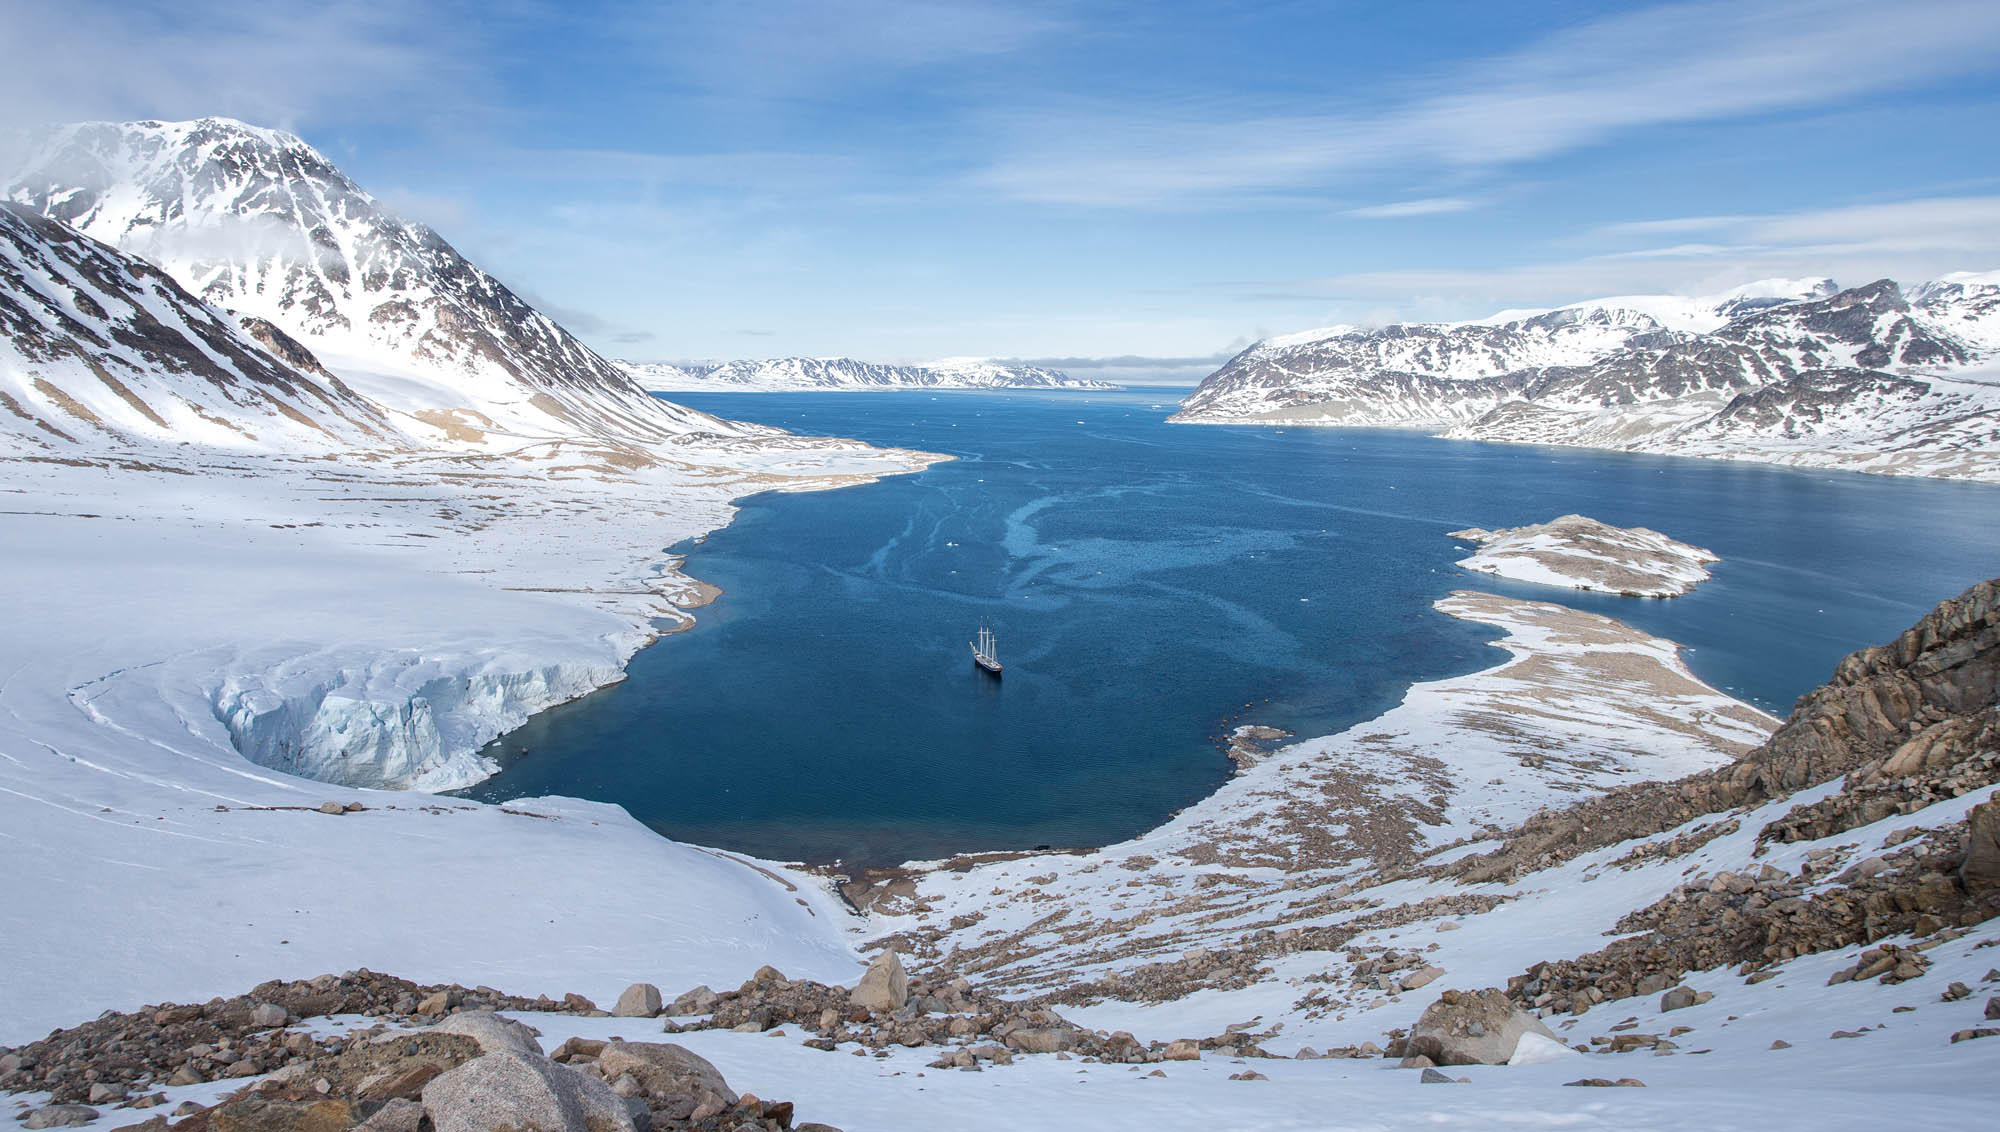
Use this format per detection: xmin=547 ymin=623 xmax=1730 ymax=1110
xmin=620 ymin=356 xmax=1119 ymax=392
xmin=1172 ymin=276 xmax=2000 ymax=481
xmin=2 ymin=117 xmax=752 ymax=453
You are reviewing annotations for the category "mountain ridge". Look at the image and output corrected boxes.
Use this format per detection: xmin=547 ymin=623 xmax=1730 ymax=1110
xmin=4 ymin=117 xmax=751 ymax=450
xmin=621 ymin=355 xmax=1119 ymax=392
xmin=1173 ymin=275 xmax=2000 ymax=481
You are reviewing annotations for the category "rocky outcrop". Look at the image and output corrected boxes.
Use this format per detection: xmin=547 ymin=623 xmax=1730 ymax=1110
xmin=1505 ymin=819 xmax=1987 ymax=1016
xmin=1450 ymin=577 xmax=2000 ymax=885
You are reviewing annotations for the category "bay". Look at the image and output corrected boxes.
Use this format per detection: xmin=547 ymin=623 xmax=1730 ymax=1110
xmin=456 ymin=387 xmax=2000 ymax=866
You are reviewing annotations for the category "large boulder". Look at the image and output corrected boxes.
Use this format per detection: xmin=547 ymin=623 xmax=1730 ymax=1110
xmin=849 ymin=950 xmax=909 ymax=1013
xmin=596 ymin=1041 xmax=736 ymax=1106
xmin=1407 ymin=988 xmax=1559 ymax=1066
xmin=423 ymin=1051 xmax=635 ymax=1132
xmin=1962 ymin=799 xmax=2000 ymax=901
xmin=613 ymin=983 xmax=663 ymax=1018
xmin=426 ymin=1012 xmax=544 ymax=1057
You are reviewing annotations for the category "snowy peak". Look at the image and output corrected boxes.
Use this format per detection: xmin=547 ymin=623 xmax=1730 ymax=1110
xmin=0 ymin=201 xmax=397 ymax=451
xmin=5 ymin=118 xmax=742 ymax=449
xmin=620 ymin=355 xmax=1117 ymax=392
xmin=1717 ymin=278 xmax=1982 ymax=374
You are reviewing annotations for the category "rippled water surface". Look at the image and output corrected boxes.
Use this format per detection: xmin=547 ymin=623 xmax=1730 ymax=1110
xmin=457 ymin=388 xmax=2000 ymax=865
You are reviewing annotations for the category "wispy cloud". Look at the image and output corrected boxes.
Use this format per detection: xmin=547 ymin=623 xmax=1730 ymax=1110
xmin=626 ymin=0 xmax=1064 ymax=97
xmin=1221 ymin=195 xmax=2000 ymax=321
xmin=0 ymin=0 xmax=482 ymax=131
xmin=1344 ymin=197 xmax=1478 ymax=219
xmin=973 ymin=0 xmax=2000 ymax=206
xmin=1593 ymin=215 xmax=1757 ymax=237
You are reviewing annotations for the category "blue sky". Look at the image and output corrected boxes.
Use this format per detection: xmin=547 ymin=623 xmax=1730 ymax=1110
xmin=7 ymin=0 xmax=2000 ymax=378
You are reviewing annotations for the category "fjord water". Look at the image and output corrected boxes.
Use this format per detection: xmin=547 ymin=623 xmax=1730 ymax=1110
xmin=459 ymin=388 xmax=2000 ymax=866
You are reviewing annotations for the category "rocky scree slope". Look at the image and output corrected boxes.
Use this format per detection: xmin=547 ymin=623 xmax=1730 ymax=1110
xmin=5 ymin=117 xmax=745 ymax=449
xmin=1174 ymin=276 xmax=2000 ymax=480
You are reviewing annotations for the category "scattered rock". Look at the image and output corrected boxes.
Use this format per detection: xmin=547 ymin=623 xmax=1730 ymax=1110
xmin=423 ymin=1051 xmax=635 ymax=1132
xmin=1400 ymin=966 xmax=1445 ymax=992
xmin=849 ymin=950 xmax=910 ymax=1014
xmin=1564 ymin=1078 xmax=1646 ymax=1087
xmin=669 ymin=985 xmax=720 ymax=1016
xmin=316 ymin=801 xmax=347 ymax=815
xmin=1162 ymin=1039 xmax=1201 ymax=1061
xmin=614 ymin=983 xmax=664 ymax=1018
xmin=248 ymin=1002 xmax=289 ymax=1029
xmin=21 ymin=1105 xmax=97 ymax=1129
xmin=1962 ymin=800 xmax=2000 ymax=900
xmin=427 ymin=1012 xmax=544 ymax=1057
xmin=1408 ymin=988 xmax=1559 ymax=1065
xmin=355 ymin=1097 xmax=425 ymax=1132
xmin=1418 ymin=1067 xmax=1456 ymax=1084
xmin=596 ymin=1041 xmax=737 ymax=1106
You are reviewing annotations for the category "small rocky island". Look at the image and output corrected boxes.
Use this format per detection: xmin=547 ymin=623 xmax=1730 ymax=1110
xmin=1449 ymin=514 xmax=1719 ymax=597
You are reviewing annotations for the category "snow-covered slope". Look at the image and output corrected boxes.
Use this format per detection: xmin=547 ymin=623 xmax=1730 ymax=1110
xmin=1175 ymin=276 xmax=2000 ymax=481
xmin=5 ymin=118 xmax=743 ymax=448
xmin=0 ymin=201 xmax=398 ymax=451
xmin=1173 ymin=280 xmax=1837 ymax=427
xmin=0 ymin=393 xmax=943 ymax=1041
xmin=622 ymin=355 xmax=1118 ymax=392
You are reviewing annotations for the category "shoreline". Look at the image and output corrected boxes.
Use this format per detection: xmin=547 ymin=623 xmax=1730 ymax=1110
xmin=0 ymin=433 xmax=948 ymax=1043
xmin=1167 ymin=414 xmax=2000 ymax=484
xmin=857 ymin=589 xmax=1780 ymax=1048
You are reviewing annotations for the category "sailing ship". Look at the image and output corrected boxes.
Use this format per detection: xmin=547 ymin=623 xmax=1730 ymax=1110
xmin=969 ymin=619 xmax=1003 ymax=675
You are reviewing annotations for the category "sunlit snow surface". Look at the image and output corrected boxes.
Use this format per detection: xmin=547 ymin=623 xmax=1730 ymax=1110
xmin=0 ymin=435 xmax=935 ymax=1042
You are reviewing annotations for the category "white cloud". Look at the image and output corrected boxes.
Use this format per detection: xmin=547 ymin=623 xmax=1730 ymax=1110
xmin=629 ymin=0 xmax=1064 ymax=96
xmin=1344 ymin=197 xmax=1477 ymax=219
xmin=973 ymin=0 xmax=2000 ymax=206
xmin=1593 ymin=215 xmax=1757 ymax=237
xmin=1230 ymin=195 xmax=2000 ymax=322
xmin=0 ymin=0 xmax=482 ymax=132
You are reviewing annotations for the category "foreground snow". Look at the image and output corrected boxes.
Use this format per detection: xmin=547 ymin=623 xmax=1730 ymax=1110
xmin=0 ymin=434 xmax=939 ymax=1044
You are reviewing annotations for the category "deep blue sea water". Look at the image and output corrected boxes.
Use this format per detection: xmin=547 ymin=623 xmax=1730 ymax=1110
xmin=457 ymin=388 xmax=2000 ymax=866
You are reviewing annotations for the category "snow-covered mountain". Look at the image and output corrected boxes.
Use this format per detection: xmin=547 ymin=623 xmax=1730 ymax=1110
xmin=1173 ymin=275 xmax=2000 ymax=481
xmin=621 ymin=355 xmax=1119 ymax=392
xmin=0 ymin=200 xmax=398 ymax=451
xmin=4 ymin=118 xmax=746 ymax=449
